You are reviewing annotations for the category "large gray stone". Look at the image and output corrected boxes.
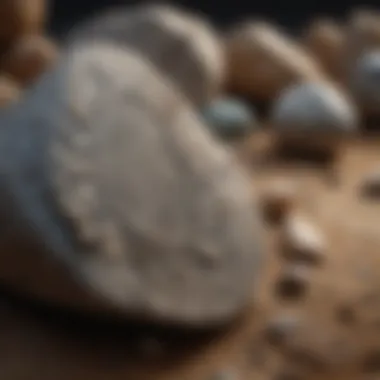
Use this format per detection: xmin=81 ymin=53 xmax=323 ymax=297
xmin=0 ymin=40 xmax=264 ymax=327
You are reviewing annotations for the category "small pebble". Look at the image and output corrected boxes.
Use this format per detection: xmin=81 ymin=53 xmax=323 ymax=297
xmin=201 ymin=97 xmax=257 ymax=139
xmin=271 ymin=81 xmax=358 ymax=134
xmin=359 ymin=168 xmax=380 ymax=198
xmin=275 ymin=264 xmax=311 ymax=300
xmin=264 ymin=313 xmax=300 ymax=346
xmin=281 ymin=214 xmax=326 ymax=265
xmin=351 ymin=51 xmax=380 ymax=117
xmin=260 ymin=179 xmax=296 ymax=224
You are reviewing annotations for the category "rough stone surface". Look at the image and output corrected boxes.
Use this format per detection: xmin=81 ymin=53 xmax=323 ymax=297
xmin=201 ymin=97 xmax=257 ymax=139
xmin=1 ymin=35 xmax=59 ymax=86
xmin=1 ymin=127 xmax=380 ymax=380
xmin=68 ymin=4 xmax=225 ymax=106
xmin=225 ymin=21 xmax=323 ymax=102
xmin=0 ymin=41 xmax=263 ymax=327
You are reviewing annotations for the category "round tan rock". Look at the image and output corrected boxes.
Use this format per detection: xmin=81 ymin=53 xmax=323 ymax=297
xmin=302 ymin=18 xmax=345 ymax=81
xmin=1 ymin=35 xmax=59 ymax=86
xmin=69 ymin=4 xmax=225 ymax=107
xmin=0 ymin=40 xmax=264 ymax=327
xmin=0 ymin=76 xmax=21 ymax=107
xmin=0 ymin=0 xmax=46 ymax=46
xmin=225 ymin=21 xmax=323 ymax=102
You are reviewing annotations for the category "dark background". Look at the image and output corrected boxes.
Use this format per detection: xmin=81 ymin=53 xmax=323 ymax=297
xmin=49 ymin=0 xmax=380 ymax=38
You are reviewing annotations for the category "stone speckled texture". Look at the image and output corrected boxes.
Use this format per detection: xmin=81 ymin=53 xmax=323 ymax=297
xmin=0 ymin=40 xmax=264 ymax=327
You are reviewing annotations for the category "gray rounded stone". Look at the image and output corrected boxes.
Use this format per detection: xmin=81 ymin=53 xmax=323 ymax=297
xmin=271 ymin=81 xmax=358 ymax=134
xmin=68 ymin=4 xmax=225 ymax=107
xmin=0 ymin=39 xmax=263 ymax=326
xmin=201 ymin=97 xmax=257 ymax=139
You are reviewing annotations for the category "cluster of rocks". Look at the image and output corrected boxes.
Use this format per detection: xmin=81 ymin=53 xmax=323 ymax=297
xmin=202 ymin=9 xmax=380 ymax=157
xmin=2 ymin=0 xmax=380 ymax=333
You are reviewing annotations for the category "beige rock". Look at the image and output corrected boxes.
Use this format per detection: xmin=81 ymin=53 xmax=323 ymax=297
xmin=225 ymin=21 xmax=323 ymax=102
xmin=70 ymin=4 xmax=225 ymax=106
xmin=281 ymin=213 xmax=326 ymax=265
xmin=0 ymin=40 xmax=264 ymax=327
xmin=0 ymin=0 xmax=46 ymax=46
xmin=0 ymin=76 xmax=21 ymax=107
xmin=1 ymin=35 xmax=59 ymax=86
xmin=303 ymin=18 xmax=345 ymax=81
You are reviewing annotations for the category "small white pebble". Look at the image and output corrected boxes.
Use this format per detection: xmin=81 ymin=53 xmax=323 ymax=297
xmin=282 ymin=214 xmax=326 ymax=264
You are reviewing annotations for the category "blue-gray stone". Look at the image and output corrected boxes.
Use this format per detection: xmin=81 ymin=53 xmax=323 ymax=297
xmin=202 ymin=97 xmax=257 ymax=138
xmin=271 ymin=82 xmax=358 ymax=133
xmin=0 ymin=30 xmax=265 ymax=327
